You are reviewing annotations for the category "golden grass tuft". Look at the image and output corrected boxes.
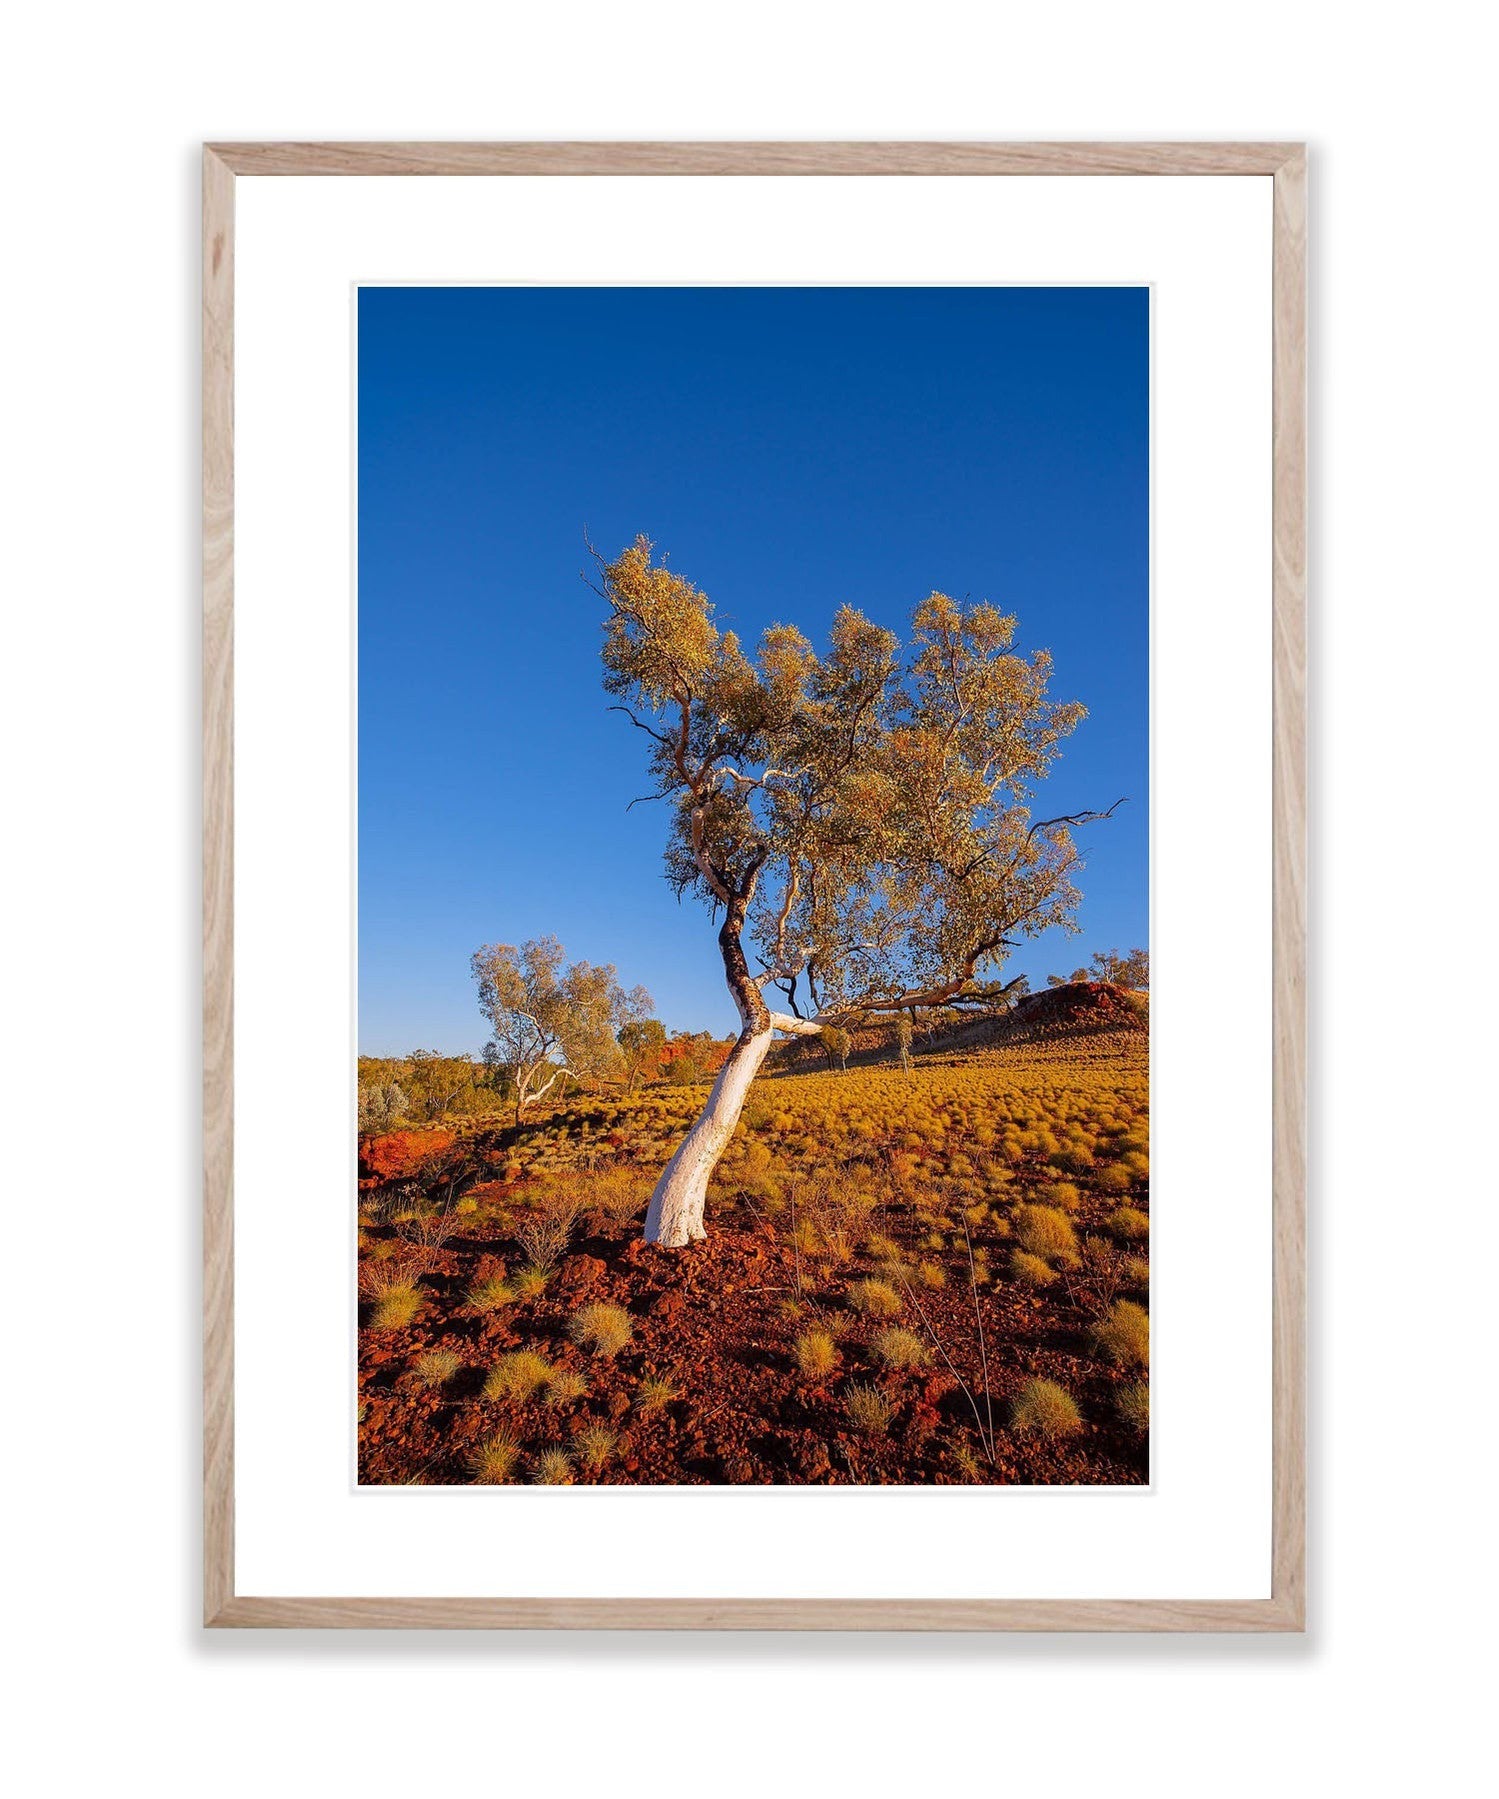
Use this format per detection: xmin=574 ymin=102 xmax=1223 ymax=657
xmin=568 ymin=1302 xmax=634 ymax=1357
xmin=410 ymin=1347 xmax=462 ymax=1387
xmin=483 ymin=1350 xmax=554 ymax=1401
xmin=635 ymin=1375 xmax=678 ymax=1415
xmin=844 ymin=1382 xmax=894 ymax=1434
xmin=1108 ymin=1206 xmax=1150 ymax=1242
xmin=793 ymin=1327 xmax=838 ymax=1379
xmin=871 ymin=1327 xmax=930 ymax=1370
xmin=466 ymin=1273 xmax=513 ymax=1312
xmin=544 ymin=1368 xmax=589 ymax=1405
xmin=1010 ymin=1377 xmax=1083 ymax=1439
xmin=571 ymin=1423 xmax=618 ymax=1470
xmin=848 ymin=1277 xmax=902 ymax=1318
xmin=1009 ymin=1248 xmax=1057 ymax=1287
xmin=370 ymin=1284 xmax=423 ymax=1331
xmin=532 ymin=1447 xmax=573 ymax=1485
xmin=1090 ymin=1299 xmax=1151 ymax=1368
xmin=469 ymin=1430 xmax=522 ymax=1484
xmin=1116 ymin=1379 xmax=1150 ymax=1434
xmin=1015 ymin=1204 xmax=1079 ymax=1265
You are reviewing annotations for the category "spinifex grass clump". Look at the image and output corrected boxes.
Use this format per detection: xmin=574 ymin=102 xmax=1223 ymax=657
xmin=844 ymin=1382 xmax=894 ymax=1434
xmin=848 ymin=1278 xmax=902 ymax=1318
xmin=1010 ymin=1377 xmax=1083 ymax=1439
xmin=568 ymin=1302 xmax=633 ymax=1357
xmin=1015 ymin=1203 xmax=1079 ymax=1266
xmin=410 ymin=1348 xmax=462 ymax=1387
xmin=872 ymin=1327 xmax=929 ymax=1370
xmin=483 ymin=1351 xmax=554 ymax=1402
xmin=469 ymin=1430 xmax=521 ymax=1484
xmin=1117 ymin=1380 xmax=1150 ymax=1434
xmin=793 ymin=1327 xmax=838 ymax=1379
xmin=1090 ymin=1298 xmax=1150 ymax=1368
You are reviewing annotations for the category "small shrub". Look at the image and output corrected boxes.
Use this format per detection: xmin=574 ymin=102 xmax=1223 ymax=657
xmin=1010 ymin=1378 xmax=1083 ymax=1439
xmin=1109 ymin=1206 xmax=1150 ymax=1242
xmin=1016 ymin=1204 xmax=1079 ymax=1265
xmin=410 ymin=1347 xmax=462 ymax=1387
xmin=1117 ymin=1379 xmax=1150 ymax=1434
xmin=514 ymin=1195 xmax=581 ymax=1272
xmin=845 ymin=1382 xmax=894 ymax=1434
xmin=1125 ymin=1255 xmax=1150 ymax=1288
xmin=470 ymin=1430 xmax=521 ymax=1483
xmin=483 ymin=1351 xmax=553 ymax=1401
xmin=916 ymin=1260 xmax=947 ymax=1289
xmin=1049 ymin=1181 xmax=1083 ymax=1211
xmin=794 ymin=1328 xmax=838 ymax=1379
xmin=1010 ymin=1248 xmax=1057 ymax=1287
xmin=848 ymin=1278 xmax=902 ymax=1318
xmin=872 ymin=1328 xmax=929 ymax=1370
xmin=569 ymin=1302 xmax=633 ymax=1357
xmin=864 ymin=1233 xmax=902 ymax=1260
xmin=636 ymin=1376 xmax=678 ymax=1415
xmin=1091 ymin=1299 xmax=1150 ymax=1368
xmin=532 ymin=1447 xmax=573 ymax=1485
xmin=511 ymin=1266 xmax=548 ymax=1300
xmin=1096 ymin=1163 xmax=1134 ymax=1195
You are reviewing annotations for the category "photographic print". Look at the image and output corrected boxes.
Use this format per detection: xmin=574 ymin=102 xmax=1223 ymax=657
xmin=356 ymin=285 xmax=1150 ymax=1488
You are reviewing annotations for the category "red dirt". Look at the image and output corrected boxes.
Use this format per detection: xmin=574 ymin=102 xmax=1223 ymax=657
xmin=358 ymin=1179 xmax=1148 ymax=1488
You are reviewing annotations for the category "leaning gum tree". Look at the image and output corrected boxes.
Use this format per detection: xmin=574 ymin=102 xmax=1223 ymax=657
xmin=597 ymin=538 xmax=1119 ymax=1248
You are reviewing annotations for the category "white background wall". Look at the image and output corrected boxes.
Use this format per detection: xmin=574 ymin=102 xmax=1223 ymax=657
xmin=3 ymin=5 xmax=1492 ymax=1794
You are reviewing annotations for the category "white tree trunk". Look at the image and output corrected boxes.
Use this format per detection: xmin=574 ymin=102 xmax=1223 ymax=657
xmin=642 ymin=1026 xmax=776 ymax=1248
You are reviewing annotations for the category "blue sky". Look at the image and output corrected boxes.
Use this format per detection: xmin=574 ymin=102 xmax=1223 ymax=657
xmin=358 ymin=286 xmax=1148 ymax=1055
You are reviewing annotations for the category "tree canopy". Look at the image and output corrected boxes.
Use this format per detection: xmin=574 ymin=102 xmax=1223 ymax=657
xmin=599 ymin=536 xmax=1116 ymax=1032
xmin=470 ymin=935 xmax=650 ymax=1122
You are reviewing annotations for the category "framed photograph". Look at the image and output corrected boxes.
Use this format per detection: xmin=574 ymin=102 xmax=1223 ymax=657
xmin=204 ymin=141 xmax=1305 ymax=1629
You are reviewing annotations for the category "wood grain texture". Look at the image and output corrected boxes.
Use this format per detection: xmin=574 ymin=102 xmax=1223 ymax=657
xmin=202 ymin=141 xmax=1308 ymax=1631
xmin=207 ymin=140 xmax=1299 ymax=178
xmin=203 ymin=145 xmax=236 ymax=1627
xmin=1270 ymin=147 xmax=1308 ymax=1630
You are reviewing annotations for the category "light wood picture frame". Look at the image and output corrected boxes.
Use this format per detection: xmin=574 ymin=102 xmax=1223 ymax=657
xmin=203 ymin=140 xmax=1306 ymax=1630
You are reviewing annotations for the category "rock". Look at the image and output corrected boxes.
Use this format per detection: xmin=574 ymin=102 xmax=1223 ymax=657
xmin=557 ymin=1254 xmax=606 ymax=1298
xmin=796 ymin=1441 xmax=832 ymax=1480
xmin=607 ymin=1390 xmax=631 ymax=1420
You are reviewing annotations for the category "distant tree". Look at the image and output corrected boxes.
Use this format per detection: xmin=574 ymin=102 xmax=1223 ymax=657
xmin=619 ymin=1015 xmax=667 ymax=1093
xmin=357 ymin=1078 xmax=407 ymax=1133
xmin=821 ymin=1024 xmax=852 ymax=1073
xmin=894 ymin=1013 xmax=914 ymax=1072
xmin=1047 ymin=967 xmax=1091 ymax=987
xmin=1090 ymin=947 xmax=1149 ymax=989
xmin=597 ymin=536 xmax=1118 ymax=1246
xmin=470 ymin=936 xmax=650 ymax=1125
